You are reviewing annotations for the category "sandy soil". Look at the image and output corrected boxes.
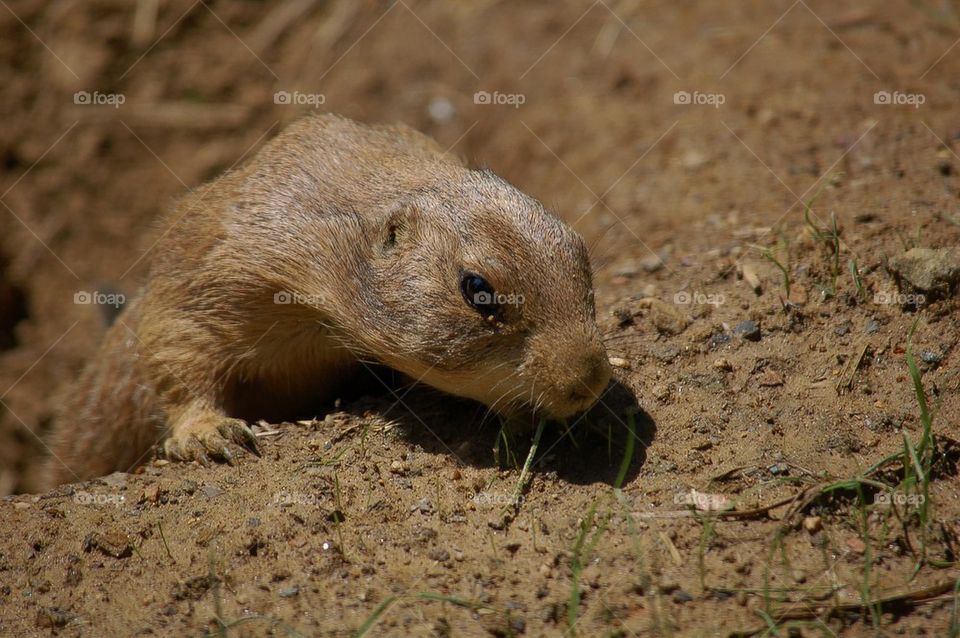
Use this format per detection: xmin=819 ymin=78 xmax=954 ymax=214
xmin=1 ymin=1 xmax=959 ymax=635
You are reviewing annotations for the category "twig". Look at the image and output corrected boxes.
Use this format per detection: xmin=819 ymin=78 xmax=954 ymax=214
xmin=728 ymin=577 xmax=960 ymax=637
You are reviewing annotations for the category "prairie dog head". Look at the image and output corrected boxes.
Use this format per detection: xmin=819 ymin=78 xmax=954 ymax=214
xmin=360 ymin=168 xmax=611 ymax=419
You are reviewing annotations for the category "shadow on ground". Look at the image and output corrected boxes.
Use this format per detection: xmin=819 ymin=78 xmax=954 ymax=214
xmin=349 ymin=374 xmax=654 ymax=487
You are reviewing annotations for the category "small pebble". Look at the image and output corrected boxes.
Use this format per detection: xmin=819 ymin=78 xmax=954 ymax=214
xmin=649 ymin=343 xmax=680 ymax=363
xmin=758 ymin=369 xmax=784 ymax=387
xmin=834 ymin=323 xmax=850 ymax=336
xmin=846 ymin=537 xmax=866 ymax=554
xmin=864 ymin=319 xmax=880 ymax=334
xmin=639 ymin=253 xmax=664 ymax=273
xmin=200 ymin=484 xmax=224 ymax=499
xmin=427 ymin=97 xmax=455 ymax=123
xmin=640 ymin=283 xmax=659 ymax=298
xmin=412 ymin=498 xmax=434 ymax=514
xmin=803 ymin=516 xmax=822 ymax=533
xmin=608 ymin=356 xmax=630 ymax=370
xmin=428 ymin=548 xmax=450 ymax=562
xmin=733 ymin=320 xmax=761 ymax=341
xmin=788 ymin=286 xmax=808 ymax=306
xmin=921 ymin=351 xmax=941 ymax=365
xmin=142 ymin=484 xmax=162 ymax=503
xmin=509 ymin=617 xmax=527 ymax=634
xmin=672 ymin=590 xmax=693 ymax=604
xmin=710 ymin=333 xmax=732 ymax=348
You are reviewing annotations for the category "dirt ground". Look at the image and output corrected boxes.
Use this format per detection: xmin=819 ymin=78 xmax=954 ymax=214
xmin=2 ymin=0 xmax=960 ymax=635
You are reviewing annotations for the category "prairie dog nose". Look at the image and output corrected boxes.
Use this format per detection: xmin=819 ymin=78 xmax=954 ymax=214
xmin=565 ymin=350 xmax=611 ymax=406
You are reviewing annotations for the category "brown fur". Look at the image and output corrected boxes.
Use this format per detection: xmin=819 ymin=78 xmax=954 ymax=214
xmin=43 ymin=114 xmax=610 ymax=488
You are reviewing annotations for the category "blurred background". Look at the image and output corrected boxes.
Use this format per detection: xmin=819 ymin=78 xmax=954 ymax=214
xmin=2 ymin=0 xmax=959 ymax=496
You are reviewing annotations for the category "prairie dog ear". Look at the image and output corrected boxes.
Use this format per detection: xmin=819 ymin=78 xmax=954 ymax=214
xmin=381 ymin=199 xmax=419 ymax=252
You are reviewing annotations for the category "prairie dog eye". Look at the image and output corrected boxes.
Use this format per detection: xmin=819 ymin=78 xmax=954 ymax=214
xmin=460 ymin=271 xmax=499 ymax=320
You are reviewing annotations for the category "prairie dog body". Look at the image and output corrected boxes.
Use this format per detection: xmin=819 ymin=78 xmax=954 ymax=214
xmin=44 ymin=114 xmax=611 ymax=487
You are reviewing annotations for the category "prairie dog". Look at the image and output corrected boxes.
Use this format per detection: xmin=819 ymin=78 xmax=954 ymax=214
xmin=44 ymin=114 xmax=611 ymax=487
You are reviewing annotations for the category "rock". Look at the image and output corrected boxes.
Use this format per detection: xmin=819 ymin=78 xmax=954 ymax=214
xmin=278 ymin=586 xmax=300 ymax=598
xmin=713 ymin=357 xmax=733 ymax=371
xmin=641 ymin=299 xmax=690 ymax=335
xmin=846 ymin=537 xmax=866 ymax=554
xmin=787 ymin=286 xmax=808 ymax=306
xmin=921 ymin=351 xmax=942 ymax=365
xmin=99 ymin=472 xmax=129 ymax=489
xmin=413 ymin=498 xmax=434 ymax=514
xmin=619 ymin=260 xmax=646 ymax=278
xmin=141 ymin=484 xmax=163 ymax=504
xmin=681 ymin=149 xmax=708 ymax=169
xmin=803 ymin=516 xmax=822 ymax=533
xmin=672 ymin=590 xmax=693 ymax=604
xmin=428 ymin=548 xmax=450 ymax=562
xmin=639 ymin=253 xmax=665 ymax=273
xmin=427 ymin=97 xmax=455 ymax=123
xmin=758 ymin=369 xmax=784 ymax=387
xmin=36 ymin=608 xmax=71 ymax=629
xmin=834 ymin=323 xmax=850 ymax=336
xmin=200 ymin=484 xmax=224 ymax=499
xmin=887 ymin=247 xmax=960 ymax=298
xmin=710 ymin=333 xmax=732 ymax=348
xmin=865 ymin=319 xmax=880 ymax=334
xmin=608 ymin=356 xmax=631 ymax=370
xmin=82 ymin=530 xmax=132 ymax=558
xmin=733 ymin=320 xmax=761 ymax=341
xmin=639 ymin=283 xmax=659 ymax=298
xmin=648 ymin=343 xmax=680 ymax=363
